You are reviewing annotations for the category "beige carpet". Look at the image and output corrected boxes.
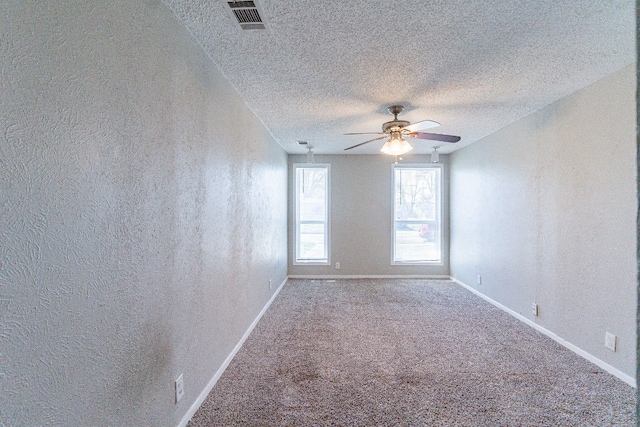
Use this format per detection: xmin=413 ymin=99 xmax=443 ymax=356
xmin=189 ymin=279 xmax=635 ymax=426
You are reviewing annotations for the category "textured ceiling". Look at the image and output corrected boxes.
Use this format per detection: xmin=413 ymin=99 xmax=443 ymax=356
xmin=163 ymin=0 xmax=635 ymax=155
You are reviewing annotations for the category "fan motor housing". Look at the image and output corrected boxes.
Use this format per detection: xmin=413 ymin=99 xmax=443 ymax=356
xmin=382 ymin=120 xmax=410 ymax=132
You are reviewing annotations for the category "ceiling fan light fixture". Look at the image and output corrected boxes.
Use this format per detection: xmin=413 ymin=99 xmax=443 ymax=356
xmin=380 ymin=135 xmax=413 ymax=156
xmin=343 ymin=105 xmax=459 ymax=153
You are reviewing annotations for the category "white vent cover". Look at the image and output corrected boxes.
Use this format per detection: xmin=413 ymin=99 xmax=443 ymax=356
xmin=223 ymin=1 xmax=269 ymax=31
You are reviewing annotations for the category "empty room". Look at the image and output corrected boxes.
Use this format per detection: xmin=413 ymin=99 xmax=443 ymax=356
xmin=1 ymin=1 xmax=636 ymax=426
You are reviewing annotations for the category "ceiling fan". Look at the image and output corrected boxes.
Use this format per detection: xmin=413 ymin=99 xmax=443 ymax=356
xmin=344 ymin=105 xmax=460 ymax=155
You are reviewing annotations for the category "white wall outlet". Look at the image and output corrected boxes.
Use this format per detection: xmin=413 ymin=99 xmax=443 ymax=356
xmin=269 ymin=279 xmax=272 ymax=290
xmin=476 ymin=275 xmax=481 ymax=285
xmin=531 ymin=303 xmax=538 ymax=316
xmin=175 ymin=373 xmax=184 ymax=403
xmin=335 ymin=262 xmax=340 ymax=269
xmin=605 ymin=332 xmax=617 ymax=352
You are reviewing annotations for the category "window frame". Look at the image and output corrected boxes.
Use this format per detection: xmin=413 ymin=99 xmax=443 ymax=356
xmin=391 ymin=163 xmax=443 ymax=265
xmin=293 ymin=163 xmax=331 ymax=265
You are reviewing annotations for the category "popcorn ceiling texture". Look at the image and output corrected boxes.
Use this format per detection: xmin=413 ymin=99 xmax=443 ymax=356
xmin=0 ymin=1 xmax=287 ymax=425
xmin=163 ymin=0 xmax=635 ymax=155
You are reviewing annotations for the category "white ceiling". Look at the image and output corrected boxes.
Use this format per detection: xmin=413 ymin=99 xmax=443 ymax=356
xmin=163 ymin=0 xmax=635 ymax=155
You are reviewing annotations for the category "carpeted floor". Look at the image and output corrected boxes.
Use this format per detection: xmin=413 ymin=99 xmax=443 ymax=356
xmin=188 ymin=279 xmax=635 ymax=426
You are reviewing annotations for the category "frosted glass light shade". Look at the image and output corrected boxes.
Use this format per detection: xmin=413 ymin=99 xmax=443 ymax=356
xmin=380 ymin=136 xmax=413 ymax=156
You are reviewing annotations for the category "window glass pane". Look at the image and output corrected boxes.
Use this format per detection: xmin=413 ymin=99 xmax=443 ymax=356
xmin=394 ymin=168 xmax=437 ymax=221
xmin=394 ymin=222 xmax=440 ymax=262
xmin=295 ymin=165 xmax=329 ymax=263
xmin=299 ymin=223 xmax=326 ymax=260
xmin=393 ymin=166 xmax=441 ymax=263
xmin=298 ymin=169 xmax=326 ymax=221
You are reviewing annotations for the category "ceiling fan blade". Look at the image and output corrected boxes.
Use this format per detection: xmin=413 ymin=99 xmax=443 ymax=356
xmin=344 ymin=132 xmax=385 ymax=135
xmin=403 ymin=120 xmax=440 ymax=132
xmin=344 ymin=135 xmax=387 ymax=150
xmin=407 ymin=132 xmax=461 ymax=143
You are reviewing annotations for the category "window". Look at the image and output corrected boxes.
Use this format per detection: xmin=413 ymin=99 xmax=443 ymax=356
xmin=392 ymin=165 xmax=442 ymax=264
xmin=294 ymin=164 xmax=330 ymax=264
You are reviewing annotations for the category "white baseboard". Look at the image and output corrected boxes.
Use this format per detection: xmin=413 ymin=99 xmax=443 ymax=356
xmin=450 ymin=277 xmax=636 ymax=388
xmin=287 ymin=274 xmax=451 ymax=280
xmin=177 ymin=277 xmax=289 ymax=427
xmin=179 ymin=274 xmax=635 ymax=427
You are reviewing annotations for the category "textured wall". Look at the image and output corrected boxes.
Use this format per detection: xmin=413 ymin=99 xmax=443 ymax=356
xmin=288 ymin=154 xmax=450 ymax=277
xmin=449 ymin=65 xmax=636 ymax=378
xmin=0 ymin=1 xmax=287 ymax=425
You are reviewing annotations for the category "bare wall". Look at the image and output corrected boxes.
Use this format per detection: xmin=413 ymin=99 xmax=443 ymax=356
xmin=288 ymin=154 xmax=450 ymax=277
xmin=0 ymin=1 xmax=287 ymax=425
xmin=449 ymin=65 xmax=637 ymax=378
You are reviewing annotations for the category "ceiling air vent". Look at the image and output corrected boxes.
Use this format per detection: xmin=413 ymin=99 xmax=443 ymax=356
xmin=224 ymin=1 xmax=269 ymax=31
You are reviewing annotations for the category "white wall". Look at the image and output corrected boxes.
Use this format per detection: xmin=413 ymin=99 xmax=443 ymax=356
xmin=288 ymin=154 xmax=450 ymax=277
xmin=449 ymin=65 xmax=637 ymax=379
xmin=0 ymin=1 xmax=288 ymax=425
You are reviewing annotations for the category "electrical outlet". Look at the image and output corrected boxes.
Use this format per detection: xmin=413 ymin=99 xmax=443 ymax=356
xmin=531 ymin=303 xmax=538 ymax=316
xmin=335 ymin=262 xmax=340 ymax=270
xmin=605 ymin=332 xmax=617 ymax=352
xmin=269 ymin=279 xmax=272 ymax=290
xmin=476 ymin=275 xmax=481 ymax=285
xmin=175 ymin=374 xmax=184 ymax=403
